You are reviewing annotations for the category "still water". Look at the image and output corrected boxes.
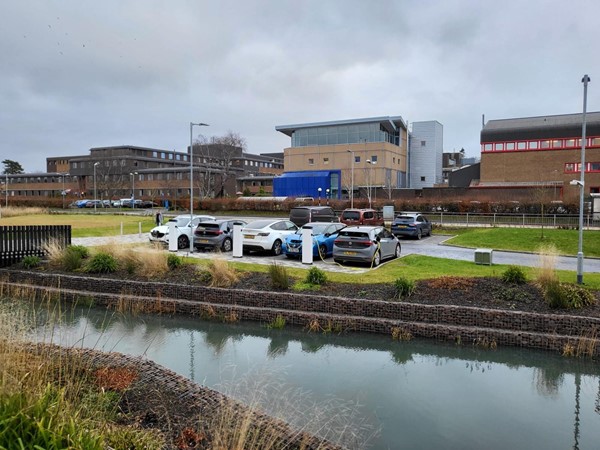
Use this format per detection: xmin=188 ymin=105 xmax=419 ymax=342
xmin=31 ymin=306 xmax=600 ymax=450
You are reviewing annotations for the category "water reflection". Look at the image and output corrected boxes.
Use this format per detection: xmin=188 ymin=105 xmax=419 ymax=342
xmin=26 ymin=304 xmax=600 ymax=450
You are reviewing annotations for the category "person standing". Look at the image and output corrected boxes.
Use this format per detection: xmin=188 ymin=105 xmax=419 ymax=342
xmin=155 ymin=210 xmax=163 ymax=226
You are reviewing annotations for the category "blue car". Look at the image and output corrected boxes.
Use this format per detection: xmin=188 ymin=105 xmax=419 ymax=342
xmin=283 ymin=222 xmax=346 ymax=259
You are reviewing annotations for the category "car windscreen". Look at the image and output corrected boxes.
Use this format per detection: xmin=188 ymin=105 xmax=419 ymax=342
xmin=197 ymin=222 xmax=220 ymax=230
xmin=169 ymin=217 xmax=190 ymax=227
xmin=244 ymin=220 xmax=274 ymax=229
xmin=342 ymin=211 xmax=360 ymax=220
xmin=296 ymin=223 xmax=329 ymax=235
xmin=395 ymin=216 xmax=416 ymax=222
xmin=338 ymin=231 xmax=370 ymax=239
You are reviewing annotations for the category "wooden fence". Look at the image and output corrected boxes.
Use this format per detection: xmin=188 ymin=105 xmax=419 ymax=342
xmin=0 ymin=225 xmax=71 ymax=267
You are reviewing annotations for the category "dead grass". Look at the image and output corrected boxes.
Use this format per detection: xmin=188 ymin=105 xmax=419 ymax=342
xmin=536 ymin=244 xmax=559 ymax=286
xmin=206 ymin=258 xmax=240 ymax=288
xmin=0 ymin=206 xmax=47 ymax=218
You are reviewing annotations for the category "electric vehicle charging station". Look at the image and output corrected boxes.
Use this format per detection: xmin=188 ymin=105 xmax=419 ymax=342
xmin=232 ymin=222 xmax=244 ymax=258
xmin=168 ymin=221 xmax=178 ymax=252
xmin=301 ymin=225 xmax=313 ymax=265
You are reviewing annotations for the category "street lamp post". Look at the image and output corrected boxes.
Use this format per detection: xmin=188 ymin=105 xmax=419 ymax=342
xmin=4 ymin=173 xmax=8 ymax=208
xmin=60 ymin=173 xmax=69 ymax=209
xmin=326 ymin=188 xmax=330 ymax=205
xmin=93 ymin=162 xmax=100 ymax=213
xmin=366 ymin=160 xmax=376 ymax=208
xmin=130 ymin=172 xmax=138 ymax=208
xmin=317 ymin=187 xmax=322 ymax=206
xmin=577 ymin=74 xmax=590 ymax=285
xmin=347 ymin=149 xmax=355 ymax=208
xmin=189 ymin=121 xmax=209 ymax=254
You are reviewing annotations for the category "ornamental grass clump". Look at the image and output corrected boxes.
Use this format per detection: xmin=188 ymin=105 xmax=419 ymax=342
xmin=394 ymin=277 xmax=415 ymax=300
xmin=269 ymin=262 xmax=289 ymax=290
xmin=205 ymin=258 xmax=239 ymax=288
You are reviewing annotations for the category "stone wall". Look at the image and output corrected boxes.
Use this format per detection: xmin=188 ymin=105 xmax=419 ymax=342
xmin=2 ymin=268 xmax=599 ymax=356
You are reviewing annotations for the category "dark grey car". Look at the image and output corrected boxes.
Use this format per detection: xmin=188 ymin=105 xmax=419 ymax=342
xmin=391 ymin=213 xmax=432 ymax=239
xmin=333 ymin=226 xmax=401 ymax=267
xmin=193 ymin=219 xmax=247 ymax=252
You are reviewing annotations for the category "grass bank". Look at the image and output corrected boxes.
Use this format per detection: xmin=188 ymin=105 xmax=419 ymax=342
xmin=437 ymin=227 xmax=600 ymax=257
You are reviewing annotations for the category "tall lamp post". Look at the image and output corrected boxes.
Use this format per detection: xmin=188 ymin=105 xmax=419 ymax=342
xmin=189 ymin=121 xmax=209 ymax=254
xmin=60 ymin=173 xmax=69 ymax=209
xmin=317 ymin=187 xmax=322 ymax=205
xmin=4 ymin=173 xmax=8 ymax=208
xmin=347 ymin=149 xmax=355 ymax=208
xmin=129 ymin=172 xmax=138 ymax=208
xmin=576 ymin=74 xmax=591 ymax=285
xmin=366 ymin=159 xmax=376 ymax=208
xmin=93 ymin=162 xmax=100 ymax=213
xmin=326 ymin=188 xmax=330 ymax=205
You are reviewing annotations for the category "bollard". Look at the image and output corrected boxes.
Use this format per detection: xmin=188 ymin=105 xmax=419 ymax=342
xmin=301 ymin=226 xmax=313 ymax=265
xmin=120 ymin=222 xmax=123 ymax=235
xmin=138 ymin=222 xmax=142 ymax=237
xmin=232 ymin=222 xmax=244 ymax=258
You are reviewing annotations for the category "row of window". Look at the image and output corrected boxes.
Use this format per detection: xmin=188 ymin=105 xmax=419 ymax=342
xmin=564 ymin=162 xmax=600 ymax=173
xmin=291 ymin=123 xmax=401 ymax=147
xmin=307 ymin=155 xmax=382 ymax=165
xmin=482 ymin=136 xmax=600 ymax=152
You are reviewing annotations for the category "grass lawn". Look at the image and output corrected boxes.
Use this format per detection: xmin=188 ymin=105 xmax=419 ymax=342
xmin=0 ymin=214 xmax=156 ymax=237
xmin=436 ymin=227 xmax=600 ymax=257
xmin=202 ymin=254 xmax=600 ymax=291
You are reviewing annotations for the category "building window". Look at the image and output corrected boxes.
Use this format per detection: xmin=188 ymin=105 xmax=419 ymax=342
xmin=153 ymin=151 xmax=158 ymax=157
xmin=421 ymin=141 xmax=426 ymax=147
xmin=505 ymin=142 xmax=515 ymax=151
xmin=323 ymin=157 xmax=329 ymax=165
xmin=540 ymin=140 xmax=550 ymax=149
xmin=393 ymin=157 xmax=396 ymax=164
xmin=420 ymin=176 xmax=426 ymax=182
xmin=552 ymin=140 xmax=563 ymax=149
xmin=529 ymin=141 xmax=539 ymax=150
xmin=494 ymin=143 xmax=503 ymax=151
xmin=591 ymin=187 xmax=600 ymax=194
xmin=565 ymin=163 xmax=576 ymax=173
xmin=589 ymin=162 xmax=600 ymax=172
xmin=308 ymin=158 xmax=314 ymax=165
xmin=168 ymin=153 xmax=173 ymax=160
xmin=355 ymin=156 xmax=360 ymax=163
xmin=517 ymin=142 xmax=527 ymax=150
xmin=371 ymin=155 xmax=378 ymax=162
xmin=483 ymin=143 xmax=493 ymax=151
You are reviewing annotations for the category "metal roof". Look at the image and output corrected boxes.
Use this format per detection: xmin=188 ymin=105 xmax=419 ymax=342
xmin=483 ymin=112 xmax=600 ymax=131
xmin=276 ymin=116 xmax=407 ymax=137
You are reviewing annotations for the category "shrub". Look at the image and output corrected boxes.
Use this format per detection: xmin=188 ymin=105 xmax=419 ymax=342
xmin=266 ymin=315 xmax=286 ymax=330
xmin=305 ymin=266 xmax=327 ymax=285
xmin=394 ymin=277 xmax=415 ymax=299
xmin=269 ymin=262 xmax=289 ymax=289
xmin=85 ymin=252 xmax=118 ymax=273
xmin=502 ymin=265 xmax=527 ymax=284
xmin=167 ymin=253 xmax=183 ymax=270
xmin=21 ymin=255 xmax=40 ymax=269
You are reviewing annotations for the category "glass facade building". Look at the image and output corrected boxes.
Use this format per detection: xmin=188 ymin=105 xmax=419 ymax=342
xmin=290 ymin=122 xmax=401 ymax=147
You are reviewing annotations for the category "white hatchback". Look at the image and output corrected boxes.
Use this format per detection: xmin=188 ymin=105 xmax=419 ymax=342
xmin=149 ymin=214 xmax=215 ymax=249
xmin=241 ymin=219 xmax=298 ymax=256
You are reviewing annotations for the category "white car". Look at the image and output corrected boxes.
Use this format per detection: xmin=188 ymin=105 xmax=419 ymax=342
xmin=149 ymin=214 xmax=215 ymax=249
xmin=241 ymin=219 xmax=298 ymax=256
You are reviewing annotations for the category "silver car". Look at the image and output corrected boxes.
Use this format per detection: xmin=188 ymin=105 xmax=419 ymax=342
xmin=333 ymin=226 xmax=401 ymax=267
xmin=193 ymin=219 xmax=247 ymax=252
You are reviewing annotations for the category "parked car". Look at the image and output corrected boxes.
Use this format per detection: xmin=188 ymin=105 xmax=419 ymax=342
xmin=241 ymin=219 xmax=298 ymax=256
xmin=139 ymin=200 xmax=159 ymax=208
xmin=289 ymin=206 xmax=338 ymax=227
xmin=112 ymin=198 xmax=131 ymax=207
xmin=72 ymin=199 xmax=90 ymax=208
xmin=193 ymin=219 xmax=247 ymax=252
xmin=333 ymin=226 xmax=401 ymax=267
xmin=283 ymin=222 xmax=346 ymax=259
xmin=391 ymin=213 xmax=432 ymax=239
xmin=84 ymin=200 xmax=105 ymax=208
xmin=340 ymin=208 xmax=384 ymax=226
xmin=149 ymin=214 xmax=216 ymax=249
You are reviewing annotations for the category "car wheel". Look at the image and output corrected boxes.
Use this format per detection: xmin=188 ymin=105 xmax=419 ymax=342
xmin=416 ymin=229 xmax=422 ymax=240
xmin=221 ymin=238 xmax=233 ymax=252
xmin=177 ymin=235 xmax=189 ymax=249
xmin=394 ymin=244 xmax=401 ymax=259
xmin=318 ymin=244 xmax=327 ymax=259
xmin=372 ymin=251 xmax=381 ymax=267
xmin=271 ymin=239 xmax=282 ymax=256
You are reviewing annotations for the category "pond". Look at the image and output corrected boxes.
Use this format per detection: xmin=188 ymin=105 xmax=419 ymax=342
xmin=28 ymin=305 xmax=600 ymax=449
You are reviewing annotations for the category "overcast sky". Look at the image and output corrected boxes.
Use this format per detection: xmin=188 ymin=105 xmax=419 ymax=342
xmin=2 ymin=0 xmax=599 ymax=172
